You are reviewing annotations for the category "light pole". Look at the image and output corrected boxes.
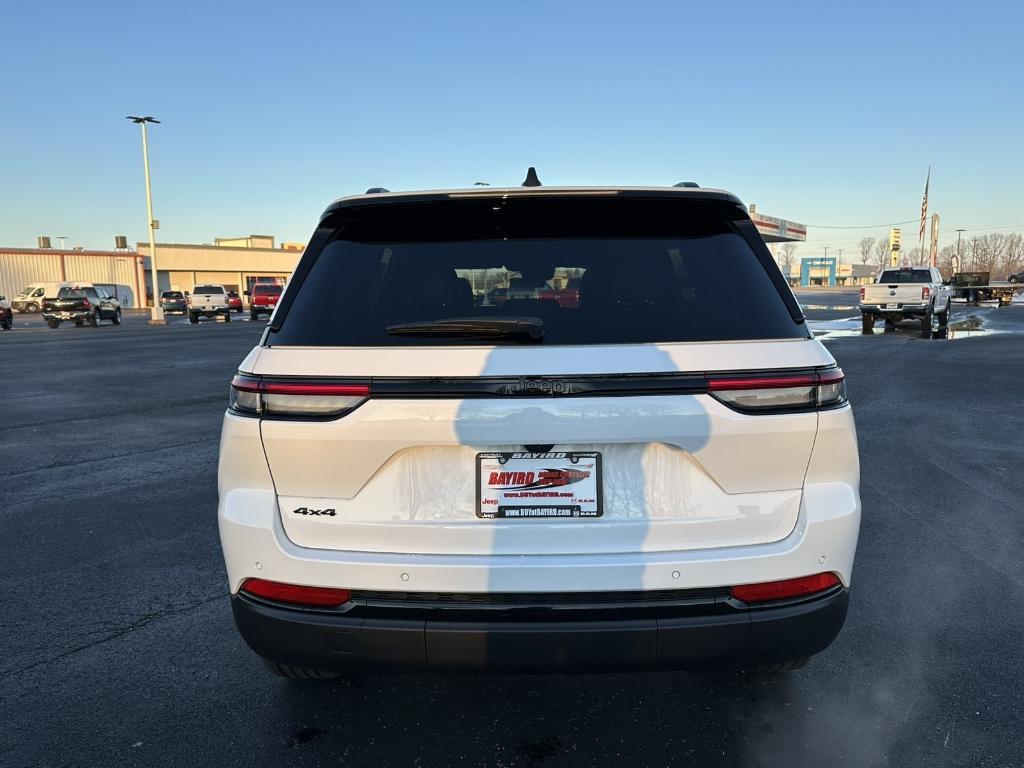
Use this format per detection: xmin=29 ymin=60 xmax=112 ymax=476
xmin=126 ymin=115 xmax=165 ymax=324
xmin=955 ymin=229 xmax=965 ymax=273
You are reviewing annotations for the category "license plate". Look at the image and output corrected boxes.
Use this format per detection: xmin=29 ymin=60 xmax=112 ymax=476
xmin=61 ymin=312 xmax=73 ymax=318
xmin=476 ymin=451 xmax=602 ymax=519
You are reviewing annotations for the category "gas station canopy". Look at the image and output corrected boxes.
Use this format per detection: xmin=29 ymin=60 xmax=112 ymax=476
xmin=749 ymin=207 xmax=806 ymax=243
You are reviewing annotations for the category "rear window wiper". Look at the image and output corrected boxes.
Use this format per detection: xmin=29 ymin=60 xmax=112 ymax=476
xmin=385 ymin=316 xmax=544 ymax=342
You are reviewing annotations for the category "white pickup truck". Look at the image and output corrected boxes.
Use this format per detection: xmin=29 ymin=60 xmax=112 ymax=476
xmin=188 ymin=284 xmax=231 ymax=324
xmin=860 ymin=266 xmax=951 ymax=337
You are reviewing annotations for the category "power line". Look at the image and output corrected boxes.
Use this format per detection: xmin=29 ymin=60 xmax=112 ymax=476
xmin=804 ymin=217 xmax=919 ymax=230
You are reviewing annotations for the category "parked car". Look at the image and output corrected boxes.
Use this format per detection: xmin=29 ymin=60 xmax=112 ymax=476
xmin=41 ymin=286 xmax=121 ymax=328
xmin=160 ymin=290 xmax=188 ymax=314
xmin=11 ymin=282 xmax=73 ymax=313
xmin=249 ymin=284 xmax=283 ymax=320
xmin=0 ymin=295 xmax=12 ymax=330
xmin=189 ymin=284 xmax=231 ymax=324
xmin=1007 ymin=271 xmax=1024 ymax=283
xmin=227 ymin=291 xmax=243 ymax=313
xmin=219 ymin=177 xmax=861 ymax=679
xmin=859 ymin=266 xmax=952 ymax=337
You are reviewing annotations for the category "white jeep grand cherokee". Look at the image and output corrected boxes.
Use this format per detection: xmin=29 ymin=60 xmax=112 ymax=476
xmin=218 ymin=178 xmax=860 ymax=678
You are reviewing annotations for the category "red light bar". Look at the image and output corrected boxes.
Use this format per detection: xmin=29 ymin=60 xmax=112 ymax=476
xmin=260 ymin=381 xmax=370 ymax=397
xmin=708 ymin=374 xmax=817 ymax=391
xmin=730 ymin=572 xmax=840 ymax=603
xmin=230 ymin=375 xmax=369 ymax=397
xmin=241 ymin=578 xmax=351 ymax=607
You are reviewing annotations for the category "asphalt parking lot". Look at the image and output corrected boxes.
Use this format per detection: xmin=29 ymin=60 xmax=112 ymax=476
xmin=3 ymin=293 xmax=1024 ymax=767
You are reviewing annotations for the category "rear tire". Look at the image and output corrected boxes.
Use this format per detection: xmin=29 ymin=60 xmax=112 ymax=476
xmin=189 ymin=312 xmax=199 ymax=324
xmin=261 ymin=658 xmax=340 ymax=680
xmin=919 ymin=309 xmax=933 ymax=338
xmin=936 ymin=302 xmax=950 ymax=327
xmin=1 ymin=311 xmax=11 ymax=330
xmin=224 ymin=312 xmax=231 ymax=323
xmin=47 ymin=318 xmax=60 ymax=329
xmin=860 ymin=313 xmax=875 ymax=334
xmin=91 ymin=310 xmax=101 ymax=327
xmin=250 ymin=310 xmax=258 ymax=321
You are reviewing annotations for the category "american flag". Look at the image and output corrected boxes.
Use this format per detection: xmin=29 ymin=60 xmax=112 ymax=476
xmin=919 ymin=167 xmax=930 ymax=243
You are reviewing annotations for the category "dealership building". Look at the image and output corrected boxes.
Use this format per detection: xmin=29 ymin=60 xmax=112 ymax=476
xmin=0 ymin=236 xmax=303 ymax=309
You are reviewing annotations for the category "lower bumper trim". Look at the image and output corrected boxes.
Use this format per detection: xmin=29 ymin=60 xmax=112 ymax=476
xmin=231 ymin=587 xmax=849 ymax=673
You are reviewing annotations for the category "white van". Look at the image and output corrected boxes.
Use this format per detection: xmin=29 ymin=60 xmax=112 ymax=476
xmin=12 ymin=282 xmax=74 ymax=313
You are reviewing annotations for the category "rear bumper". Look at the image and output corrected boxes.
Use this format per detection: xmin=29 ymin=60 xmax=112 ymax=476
xmin=42 ymin=310 xmax=90 ymax=321
xmin=231 ymin=587 xmax=848 ymax=673
xmin=861 ymin=303 xmax=927 ymax=314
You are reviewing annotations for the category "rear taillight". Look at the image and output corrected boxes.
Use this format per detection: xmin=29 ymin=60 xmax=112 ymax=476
xmin=730 ymin=572 xmax=841 ymax=604
xmin=240 ymin=578 xmax=351 ymax=607
xmin=921 ymin=286 xmax=931 ymax=300
xmin=859 ymin=287 xmax=865 ymax=301
xmin=708 ymin=368 xmax=846 ymax=412
xmin=82 ymin=298 xmax=91 ymax=309
xmin=230 ymin=375 xmax=370 ymax=419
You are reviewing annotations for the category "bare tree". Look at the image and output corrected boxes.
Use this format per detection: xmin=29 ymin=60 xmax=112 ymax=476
xmin=938 ymin=244 xmax=957 ymax=276
xmin=873 ymin=237 xmax=890 ymax=269
xmin=778 ymin=242 xmax=798 ymax=278
xmin=858 ymin=237 xmax=874 ymax=265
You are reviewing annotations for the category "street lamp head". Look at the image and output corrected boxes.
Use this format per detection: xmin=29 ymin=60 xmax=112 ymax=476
xmin=126 ymin=116 xmax=161 ymax=124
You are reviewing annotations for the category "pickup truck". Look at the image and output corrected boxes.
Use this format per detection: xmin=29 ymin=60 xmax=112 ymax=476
xmin=188 ymin=284 xmax=231 ymax=324
xmin=248 ymin=283 xmax=283 ymax=321
xmin=42 ymin=286 xmax=122 ymax=328
xmin=860 ymin=266 xmax=951 ymax=337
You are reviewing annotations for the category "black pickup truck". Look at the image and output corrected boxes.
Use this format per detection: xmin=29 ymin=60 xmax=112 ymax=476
xmin=42 ymin=286 xmax=122 ymax=328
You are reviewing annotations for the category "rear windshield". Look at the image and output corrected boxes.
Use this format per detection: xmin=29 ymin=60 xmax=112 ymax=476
xmin=58 ymin=288 xmax=96 ymax=299
xmin=879 ymin=269 xmax=932 ymax=283
xmin=271 ymin=197 xmax=803 ymax=346
xmin=193 ymin=285 xmax=225 ymax=294
xmin=254 ymin=285 xmax=283 ymax=296
xmin=162 ymin=291 xmax=183 ymax=299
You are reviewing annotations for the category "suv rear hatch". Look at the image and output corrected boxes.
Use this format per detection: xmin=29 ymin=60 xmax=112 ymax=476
xmin=242 ymin=191 xmax=836 ymax=557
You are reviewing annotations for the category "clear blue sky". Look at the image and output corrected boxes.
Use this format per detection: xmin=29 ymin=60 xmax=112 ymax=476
xmin=2 ymin=0 xmax=1021 ymax=258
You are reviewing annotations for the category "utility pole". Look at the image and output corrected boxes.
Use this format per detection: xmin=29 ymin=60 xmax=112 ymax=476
xmin=126 ymin=115 xmax=165 ymax=324
xmin=955 ymin=229 xmax=965 ymax=274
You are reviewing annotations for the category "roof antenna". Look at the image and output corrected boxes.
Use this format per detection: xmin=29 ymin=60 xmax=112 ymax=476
xmin=522 ymin=167 xmax=542 ymax=187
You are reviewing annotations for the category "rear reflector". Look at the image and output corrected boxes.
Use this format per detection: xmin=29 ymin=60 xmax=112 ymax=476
xmin=230 ymin=375 xmax=369 ymax=418
xmin=240 ymin=578 xmax=351 ymax=607
xmin=730 ymin=572 xmax=841 ymax=604
xmin=708 ymin=368 xmax=846 ymax=412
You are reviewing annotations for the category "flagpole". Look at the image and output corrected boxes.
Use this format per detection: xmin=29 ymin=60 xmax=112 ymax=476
xmin=919 ymin=166 xmax=930 ymax=267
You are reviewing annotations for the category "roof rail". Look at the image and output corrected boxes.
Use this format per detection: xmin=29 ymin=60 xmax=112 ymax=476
xmin=522 ymin=167 xmax=542 ymax=187
xmin=365 ymin=187 xmax=391 ymax=194
xmin=673 ymin=181 xmax=700 ymax=188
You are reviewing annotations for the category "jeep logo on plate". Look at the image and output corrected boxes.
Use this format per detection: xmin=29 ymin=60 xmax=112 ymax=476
xmin=502 ymin=378 xmax=572 ymax=396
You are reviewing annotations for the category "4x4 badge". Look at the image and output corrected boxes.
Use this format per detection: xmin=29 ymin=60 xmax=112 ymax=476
xmin=292 ymin=506 xmax=336 ymax=517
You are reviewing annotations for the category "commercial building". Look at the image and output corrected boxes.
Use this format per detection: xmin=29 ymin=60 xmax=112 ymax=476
xmin=0 ymin=235 xmax=303 ymax=309
xmin=0 ymin=248 xmax=143 ymax=307
xmin=135 ymin=235 xmax=301 ymax=300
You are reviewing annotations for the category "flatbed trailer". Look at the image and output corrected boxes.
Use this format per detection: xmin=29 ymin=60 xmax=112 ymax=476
xmin=948 ymin=272 xmax=1022 ymax=306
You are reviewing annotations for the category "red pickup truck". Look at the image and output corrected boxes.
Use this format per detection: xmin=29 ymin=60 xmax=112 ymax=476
xmin=249 ymin=284 xmax=283 ymax=320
